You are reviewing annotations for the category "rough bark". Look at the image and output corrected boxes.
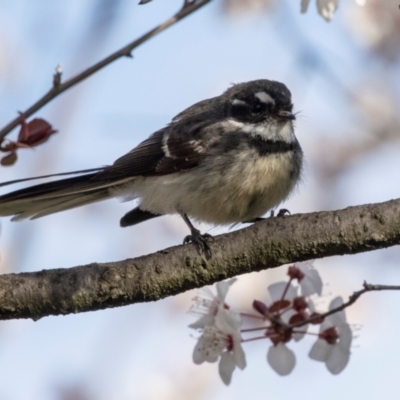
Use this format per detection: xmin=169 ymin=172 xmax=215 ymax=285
xmin=1 ymin=198 xmax=399 ymax=321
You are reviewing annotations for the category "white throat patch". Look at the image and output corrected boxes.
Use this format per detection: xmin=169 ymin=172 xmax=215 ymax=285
xmin=224 ymin=119 xmax=295 ymax=143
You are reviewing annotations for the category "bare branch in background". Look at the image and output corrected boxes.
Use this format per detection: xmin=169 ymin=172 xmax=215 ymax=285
xmin=291 ymin=282 xmax=400 ymax=329
xmin=0 ymin=197 xmax=399 ymax=321
xmin=0 ymin=0 xmax=211 ymax=142
xmin=318 ymin=282 xmax=400 ymax=318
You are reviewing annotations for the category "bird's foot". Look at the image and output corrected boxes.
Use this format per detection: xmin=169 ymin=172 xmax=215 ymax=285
xmin=270 ymin=208 xmax=290 ymax=218
xmin=183 ymin=228 xmax=214 ymax=259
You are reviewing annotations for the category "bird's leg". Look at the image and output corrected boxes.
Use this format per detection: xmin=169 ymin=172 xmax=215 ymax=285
xmin=180 ymin=212 xmax=213 ymax=258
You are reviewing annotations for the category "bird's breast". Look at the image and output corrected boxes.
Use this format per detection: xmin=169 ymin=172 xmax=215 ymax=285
xmin=132 ymin=146 xmax=301 ymax=225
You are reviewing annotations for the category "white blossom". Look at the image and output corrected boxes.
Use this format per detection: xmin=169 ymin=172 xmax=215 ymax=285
xmin=266 ymin=281 xmax=312 ymax=341
xmin=192 ymin=306 xmax=246 ymax=385
xmin=267 ymin=343 xmax=296 ymax=376
xmin=309 ymin=297 xmax=352 ymax=374
xmin=267 ymin=282 xmax=298 ymax=320
xmin=189 ymin=278 xmax=237 ymax=329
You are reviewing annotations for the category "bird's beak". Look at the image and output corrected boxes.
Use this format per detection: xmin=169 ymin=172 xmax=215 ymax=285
xmin=278 ymin=110 xmax=296 ymax=120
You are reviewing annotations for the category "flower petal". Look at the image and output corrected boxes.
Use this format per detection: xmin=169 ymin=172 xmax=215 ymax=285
xmin=193 ymin=338 xmax=219 ymax=364
xmin=219 ymin=352 xmax=236 ymax=385
xmin=338 ymin=323 xmax=352 ymax=352
xmin=192 ymin=327 xmax=224 ymax=364
xmin=193 ymin=336 xmax=217 ymax=364
xmin=233 ymin=340 xmax=247 ymax=370
xmin=215 ymin=307 xmax=242 ymax=332
xmin=268 ymin=282 xmax=297 ymax=303
xmin=327 ymin=296 xmax=347 ymax=326
xmin=189 ymin=314 xmax=215 ymax=329
xmin=296 ymin=261 xmax=323 ymax=296
xmin=329 ymin=296 xmax=344 ymax=311
xmin=216 ymin=278 xmax=237 ymax=302
xmin=267 ymin=344 xmax=296 ymax=376
xmin=308 ymin=298 xmax=316 ymax=313
xmin=326 ymin=345 xmax=350 ymax=375
xmin=301 ymin=271 xmax=323 ymax=296
xmin=296 ymin=260 xmax=314 ymax=270
xmin=293 ymin=323 xmax=309 ymax=342
xmin=309 ymin=339 xmax=331 ymax=362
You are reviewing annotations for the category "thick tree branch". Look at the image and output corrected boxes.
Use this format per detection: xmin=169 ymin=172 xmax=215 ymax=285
xmin=0 ymin=198 xmax=399 ymax=321
xmin=0 ymin=0 xmax=211 ymax=142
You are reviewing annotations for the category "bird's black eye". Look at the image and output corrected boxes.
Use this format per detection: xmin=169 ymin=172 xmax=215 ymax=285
xmin=251 ymin=102 xmax=265 ymax=114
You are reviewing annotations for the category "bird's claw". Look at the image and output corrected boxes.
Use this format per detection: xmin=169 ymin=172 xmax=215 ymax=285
xmin=270 ymin=208 xmax=291 ymax=218
xmin=183 ymin=230 xmax=214 ymax=258
xmin=277 ymin=208 xmax=290 ymax=217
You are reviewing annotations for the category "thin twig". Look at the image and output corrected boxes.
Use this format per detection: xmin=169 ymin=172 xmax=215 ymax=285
xmin=241 ymin=326 xmax=269 ymax=333
xmin=290 ymin=282 xmax=400 ymax=329
xmin=0 ymin=0 xmax=211 ymax=142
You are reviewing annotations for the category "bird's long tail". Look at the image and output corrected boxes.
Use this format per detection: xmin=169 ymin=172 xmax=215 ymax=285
xmin=0 ymin=168 xmax=123 ymax=221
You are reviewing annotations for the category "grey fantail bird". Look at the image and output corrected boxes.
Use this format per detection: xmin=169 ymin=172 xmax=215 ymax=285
xmin=0 ymin=80 xmax=303 ymax=256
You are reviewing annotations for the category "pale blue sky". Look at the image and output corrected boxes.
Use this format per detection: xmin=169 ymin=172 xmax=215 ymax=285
xmin=0 ymin=1 xmax=400 ymax=399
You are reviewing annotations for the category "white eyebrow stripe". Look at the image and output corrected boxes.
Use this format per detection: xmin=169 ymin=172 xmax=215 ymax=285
xmin=232 ymin=99 xmax=247 ymax=106
xmin=255 ymin=91 xmax=275 ymax=105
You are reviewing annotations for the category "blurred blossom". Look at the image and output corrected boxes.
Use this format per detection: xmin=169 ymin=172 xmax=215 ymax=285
xmin=301 ymin=0 xmax=340 ymax=21
xmin=346 ymin=0 xmax=400 ymax=61
xmin=222 ymin=0 xmax=275 ymax=16
xmin=314 ymin=83 xmax=400 ymax=187
xmin=356 ymin=88 xmax=398 ymax=129
xmin=56 ymin=384 xmax=93 ymax=400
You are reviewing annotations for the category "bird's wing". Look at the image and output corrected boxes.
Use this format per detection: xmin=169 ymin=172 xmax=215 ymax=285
xmin=0 ymin=96 xmax=219 ymax=190
xmin=93 ymin=124 xmax=209 ymax=183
